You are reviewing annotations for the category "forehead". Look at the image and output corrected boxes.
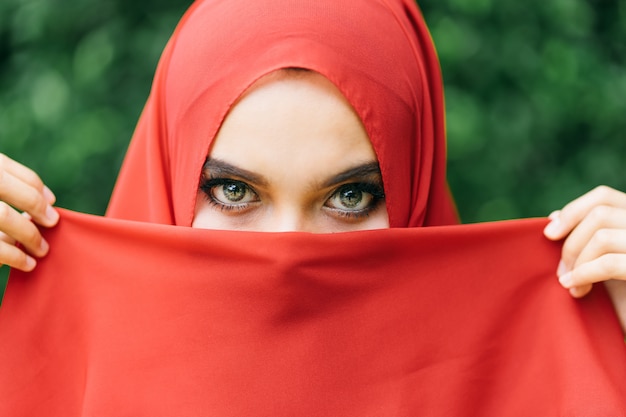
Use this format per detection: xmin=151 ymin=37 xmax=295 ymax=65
xmin=208 ymin=70 xmax=378 ymax=184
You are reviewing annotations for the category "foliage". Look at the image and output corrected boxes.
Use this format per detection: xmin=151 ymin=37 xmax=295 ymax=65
xmin=0 ymin=0 xmax=190 ymax=214
xmin=420 ymin=0 xmax=626 ymax=221
xmin=0 ymin=0 xmax=624 ymax=226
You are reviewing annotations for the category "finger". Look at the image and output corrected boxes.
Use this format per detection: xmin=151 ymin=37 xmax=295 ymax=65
xmin=0 ymin=154 xmax=55 ymax=204
xmin=548 ymin=210 xmax=560 ymax=221
xmin=0 ymin=201 xmax=49 ymax=257
xmin=559 ymin=253 xmax=626 ymax=289
xmin=560 ymin=206 xmax=626 ymax=270
xmin=568 ymin=284 xmax=593 ymax=299
xmin=0 ymin=240 xmax=37 ymax=272
xmin=0 ymin=166 xmax=59 ymax=228
xmin=0 ymin=230 xmax=16 ymax=246
xmin=544 ymin=186 xmax=626 ymax=240
xmin=574 ymin=227 xmax=626 ymax=267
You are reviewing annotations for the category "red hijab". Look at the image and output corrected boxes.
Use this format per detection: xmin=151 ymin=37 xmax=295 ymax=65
xmin=106 ymin=0 xmax=458 ymax=227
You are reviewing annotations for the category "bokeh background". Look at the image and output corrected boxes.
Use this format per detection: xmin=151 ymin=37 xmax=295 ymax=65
xmin=1 ymin=0 xmax=625 ymax=283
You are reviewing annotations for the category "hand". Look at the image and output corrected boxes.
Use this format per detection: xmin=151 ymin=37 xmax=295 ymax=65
xmin=543 ymin=185 xmax=626 ymax=332
xmin=0 ymin=154 xmax=59 ymax=271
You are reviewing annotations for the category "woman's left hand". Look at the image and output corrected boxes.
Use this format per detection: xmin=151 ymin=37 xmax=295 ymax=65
xmin=543 ymin=185 xmax=626 ymax=333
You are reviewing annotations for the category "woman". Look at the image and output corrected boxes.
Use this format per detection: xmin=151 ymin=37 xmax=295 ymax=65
xmin=0 ymin=0 xmax=625 ymax=324
xmin=0 ymin=0 xmax=625 ymax=414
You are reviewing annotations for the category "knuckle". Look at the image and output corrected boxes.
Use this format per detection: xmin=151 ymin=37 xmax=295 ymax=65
xmin=591 ymin=228 xmax=613 ymax=251
xmin=598 ymin=254 xmax=619 ymax=278
xmin=588 ymin=205 xmax=610 ymax=224
xmin=22 ymin=170 xmax=43 ymax=191
xmin=22 ymin=188 xmax=45 ymax=215
xmin=592 ymin=185 xmax=613 ymax=201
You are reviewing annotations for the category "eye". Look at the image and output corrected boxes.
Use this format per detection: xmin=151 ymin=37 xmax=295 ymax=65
xmin=327 ymin=184 xmax=372 ymax=211
xmin=214 ymin=182 xmax=252 ymax=203
xmin=325 ymin=183 xmax=384 ymax=216
xmin=200 ymin=178 xmax=259 ymax=209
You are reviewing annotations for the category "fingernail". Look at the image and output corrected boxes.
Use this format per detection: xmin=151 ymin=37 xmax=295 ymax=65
xmin=548 ymin=210 xmax=560 ymax=220
xmin=39 ymin=238 xmax=49 ymax=254
xmin=559 ymin=272 xmax=573 ymax=288
xmin=43 ymin=186 xmax=56 ymax=204
xmin=544 ymin=217 xmax=561 ymax=237
xmin=557 ymin=260 xmax=568 ymax=277
xmin=25 ymin=256 xmax=37 ymax=271
xmin=45 ymin=205 xmax=59 ymax=224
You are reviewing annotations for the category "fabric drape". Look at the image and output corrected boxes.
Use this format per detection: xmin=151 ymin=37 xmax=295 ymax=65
xmin=1 ymin=210 xmax=624 ymax=416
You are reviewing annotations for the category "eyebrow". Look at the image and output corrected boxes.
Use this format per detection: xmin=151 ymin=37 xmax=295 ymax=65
xmin=202 ymin=157 xmax=382 ymax=188
xmin=320 ymin=161 xmax=383 ymax=188
xmin=202 ymin=158 xmax=269 ymax=186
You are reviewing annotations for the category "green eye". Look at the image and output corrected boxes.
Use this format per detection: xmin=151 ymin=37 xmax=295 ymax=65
xmin=201 ymin=178 xmax=259 ymax=208
xmin=220 ymin=182 xmax=248 ymax=202
xmin=340 ymin=186 xmax=367 ymax=209
xmin=327 ymin=184 xmax=375 ymax=211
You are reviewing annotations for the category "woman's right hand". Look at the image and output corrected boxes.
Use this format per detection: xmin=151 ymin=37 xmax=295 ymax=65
xmin=0 ymin=154 xmax=59 ymax=271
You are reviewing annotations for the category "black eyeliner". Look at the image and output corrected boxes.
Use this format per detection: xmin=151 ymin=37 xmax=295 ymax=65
xmin=341 ymin=182 xmax=385 ymax=200
xmin=199 ymin=177 xmax=246 ymax=192
xmin=326 ymin=181 xmax=386 ymax=220
xmin=199 ymin=176 xmax=258 ymax=212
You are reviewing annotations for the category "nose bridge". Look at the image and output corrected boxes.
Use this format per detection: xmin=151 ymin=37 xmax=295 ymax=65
xmin=267 ymin=204 xmax=311 ymax=233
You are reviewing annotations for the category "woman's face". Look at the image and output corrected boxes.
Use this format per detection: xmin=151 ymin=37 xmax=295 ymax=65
xmin=192 ymin=71 xmax=389 ymax=232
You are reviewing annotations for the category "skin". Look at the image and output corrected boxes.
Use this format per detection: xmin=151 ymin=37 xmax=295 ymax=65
xmin=0 ymin=71 xmax=625 ymax=333
xmin=543 ymin=186 xmax=626 ymax=332
xmin=0 ymin=155 xmax=59 ymax=271
xmin=192 ymin=71 xmax=389 ymax=233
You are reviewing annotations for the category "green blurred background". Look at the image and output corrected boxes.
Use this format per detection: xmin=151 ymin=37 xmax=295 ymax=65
xmin=0 ymin=0 xmax=625 ymax=283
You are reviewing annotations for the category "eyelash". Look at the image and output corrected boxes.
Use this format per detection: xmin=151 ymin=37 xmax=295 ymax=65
xmin=199 ymin=177 xmax=385 ymax=218
xmin=324 ymin=183 xmax=385 ymax=219
xmin=200 ymin=177 xmax=259 ymax=213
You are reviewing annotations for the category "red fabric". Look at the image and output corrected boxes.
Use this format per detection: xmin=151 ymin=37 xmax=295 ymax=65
xmin=1 ymin=210 xmax=625 ymax=416
xmin=106 ymin=0 xmax=458 ymax=227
